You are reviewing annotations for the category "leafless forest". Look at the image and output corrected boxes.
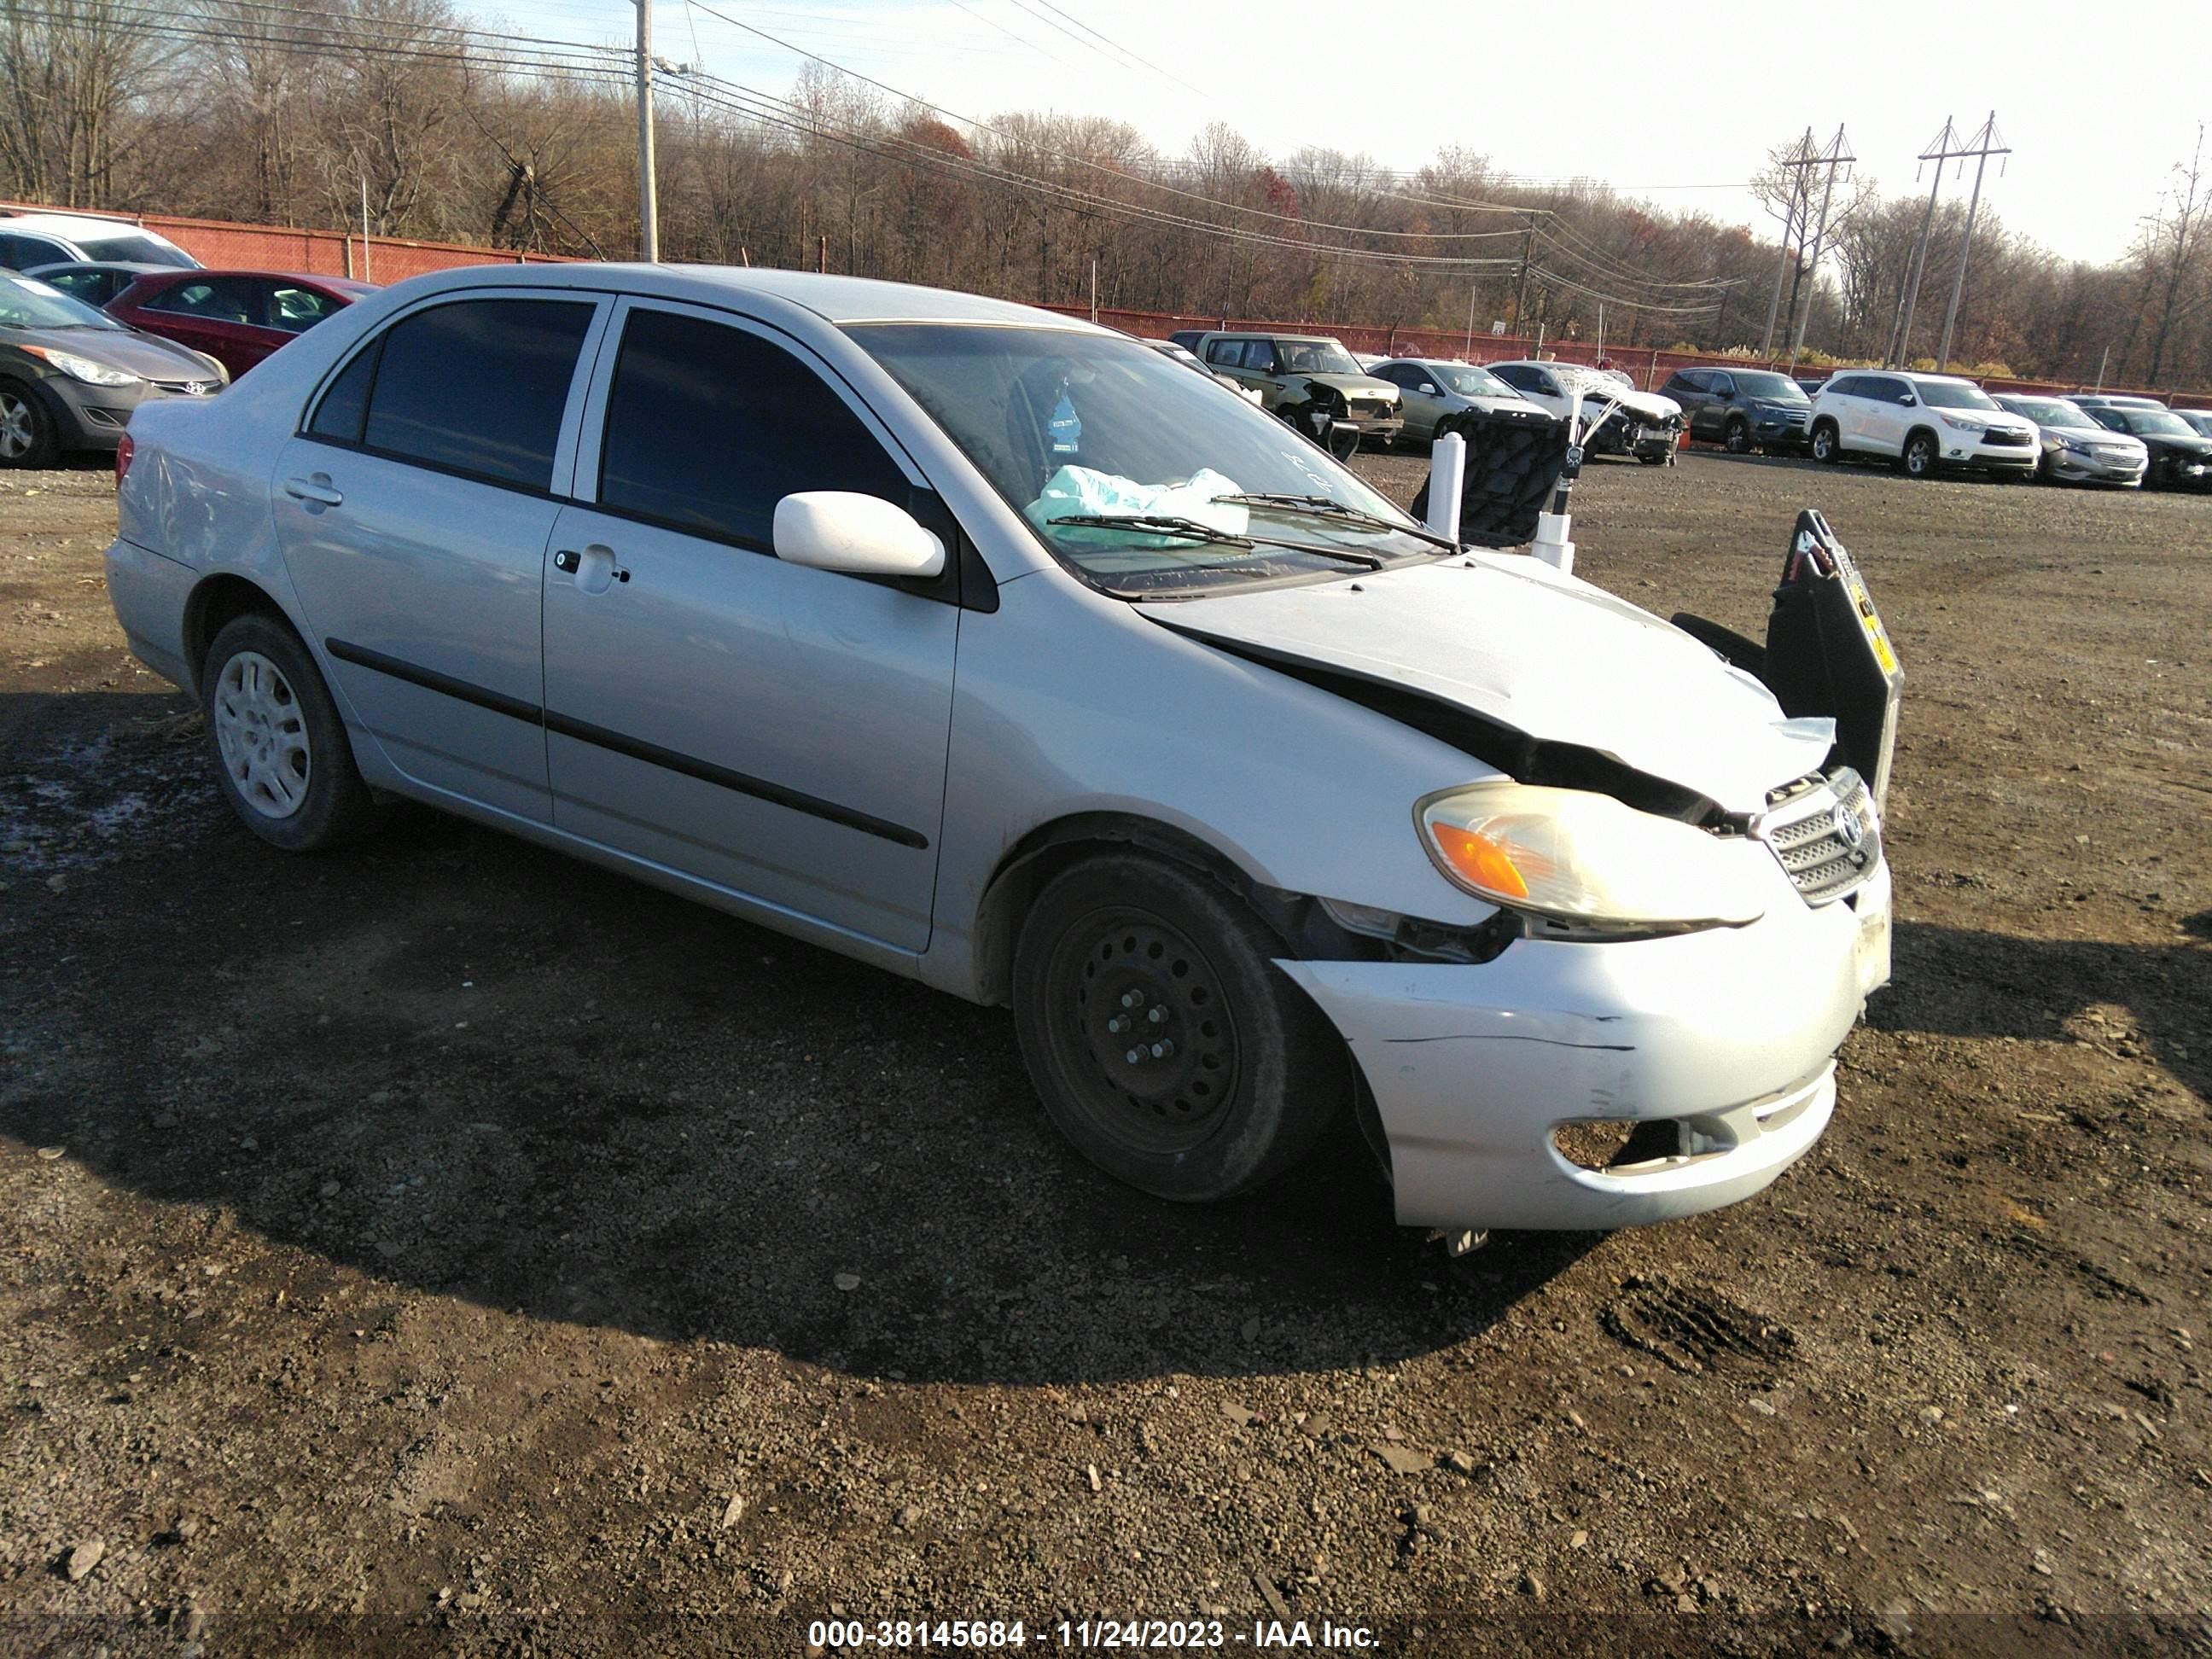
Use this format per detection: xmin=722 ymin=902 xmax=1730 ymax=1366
xmin=5 ymin=0 xmax=2209 ymax=387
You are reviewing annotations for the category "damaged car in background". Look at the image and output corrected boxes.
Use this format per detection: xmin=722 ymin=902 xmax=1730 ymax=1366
xmin=103 ymin=265 xmax=1893 ymax=1244
xmin=1486 ymin=358 xmax=1684 ymax=464
xmin=1190 ymin=329 xmax=1405 ymax=451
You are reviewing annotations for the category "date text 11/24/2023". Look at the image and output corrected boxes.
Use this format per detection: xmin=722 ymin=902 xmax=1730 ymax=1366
xmin=807 ymin=1619 xmax=1379 ymax=1650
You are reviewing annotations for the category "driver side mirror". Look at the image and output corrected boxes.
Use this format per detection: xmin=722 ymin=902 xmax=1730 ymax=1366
xmin=1417 ymin=383 xmax=1437 ymax=396
xmin=773 ymin=492 xmax=946 ymax=579
xmin=1899 ymin=392 xmax=1918 ymax=406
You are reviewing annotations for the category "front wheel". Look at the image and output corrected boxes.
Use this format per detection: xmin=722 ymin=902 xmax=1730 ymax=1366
xmin=202 ymin=612 xmax=385 ymax=852
xmin=2147 ymin=453 xmax=2174 ymax=490
xmin=1810 ymin=421 xmax=1840 ymax=463
xmin=1723 ymin=416 xmax=1751 ymax=454
xmin=0 ymin=381 xmax=59 ymax=469
xmin=1011 ymin=854 xmax=1346 ymax=1203
xmin=1901 ymin=431 xmax=1937 ymax=479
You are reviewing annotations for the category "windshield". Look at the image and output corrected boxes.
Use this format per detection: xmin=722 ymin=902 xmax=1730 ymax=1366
xmin=1435 ymin=364 xmax=1516 ymax=398
xmin=2008 ymin=399 xmax=2096 ymax=430
xmin=2119 ymin=409 xmax=2193 ymax=437
xmin=853 ymin=323 xmax=1437 ymax=594
xmin=0 ymin=274 xmax=126 ymax=330
xmin=2176 ymin=410 xmax=2212 ymax=435
xmin=77 ymin=230 xmax=195 ymax=268
xmin=1916 ymin=380 xmax=1999 ymax=410
xmin=1732 ymin=371 xmax=1809 ymax=404
xmin=1277 ymin=339 xmax=1363 ymax=375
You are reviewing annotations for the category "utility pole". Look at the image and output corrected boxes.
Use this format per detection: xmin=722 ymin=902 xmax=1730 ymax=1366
xmin=1784 ymin=125 xmax=1854 ymax=375
xmin=1935 ymin=112 xmax=2008 ymax=373
xmin=1512 ymin=211 xmax=1539 ymax=336
xmin=634 ymin=0 xmax=658 ymax=261
xmin=1885 ymin=117 xmax=1959 ymax=367
xmin=1760 ymin=130 xmax=1816 ymax=358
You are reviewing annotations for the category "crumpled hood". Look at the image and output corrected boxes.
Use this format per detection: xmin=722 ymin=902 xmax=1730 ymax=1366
xmin=1300 ymin=372 xmax=1399 ymax=402
xmin=1595 ymin=386 xmax=1682 ymax=424
xmin=1147 ymin=553 xmax=1834 ymax=814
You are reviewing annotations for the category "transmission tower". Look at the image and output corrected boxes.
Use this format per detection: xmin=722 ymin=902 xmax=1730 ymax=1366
xmin=1934 ymin=113 xmax=2010 ymax=372
xmin=1784 ymin=125 xmax=1854 ymax=374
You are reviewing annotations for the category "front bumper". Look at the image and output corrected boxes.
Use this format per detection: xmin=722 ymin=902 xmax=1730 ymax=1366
xmin=35 ymin=374 xmax=217 ymax=454
xmin=1283 ymin=859 xmax=1890 ymax=1233
xmin=2046 ymin=445 xmax=2146 ymax=486
xmin=1938 ymin=430 xmax=2038 ymax=472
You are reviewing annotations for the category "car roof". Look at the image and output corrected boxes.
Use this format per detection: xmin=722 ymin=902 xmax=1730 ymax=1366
xmin=23 ymin=259 xmax=164 ymax=276
xmin=378 ymin=262 xmax=1097 ymax=330
xmin=1895 ymin=370 xmax=1977 ymax=385
xmin=1 ymin=210 xmax=156 ymax=236
xmin=125 ymin=268 xmax=375 ymax=290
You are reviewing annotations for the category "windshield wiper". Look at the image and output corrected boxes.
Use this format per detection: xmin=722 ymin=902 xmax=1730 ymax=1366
xmin=1212 ymin=493 xmax=1456 ymax=555
xmin=1048 ymin=511 xmax=1387 ymax=570
xmin=1048 ymin=513 xmax=1254 ymax=546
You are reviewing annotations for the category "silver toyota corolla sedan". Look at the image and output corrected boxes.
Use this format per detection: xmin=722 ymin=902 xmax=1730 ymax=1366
xmin=104 ymin=264 xmax=1892 ymax=1236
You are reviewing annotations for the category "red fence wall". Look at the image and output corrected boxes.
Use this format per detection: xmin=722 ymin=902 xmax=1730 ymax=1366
xmin=10 ymin=202 xmax=2197 ymax=405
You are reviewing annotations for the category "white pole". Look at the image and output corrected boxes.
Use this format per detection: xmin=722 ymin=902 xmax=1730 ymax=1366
xmin=1423 ymin=431 xmax=1465 ymax=541
xmin=359 ymin=178 xmax=371 ymax=283
xmin=636 ymin=0 xmax=659 ymax=261
xmin=1089 ymin=257 xmax=1097 ymax=323
xmin=1464 ymin=278 xmax=1476 ymax=360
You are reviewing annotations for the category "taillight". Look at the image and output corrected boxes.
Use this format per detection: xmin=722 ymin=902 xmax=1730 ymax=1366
xmin=114 ymin=432 xmax=134 ymax=486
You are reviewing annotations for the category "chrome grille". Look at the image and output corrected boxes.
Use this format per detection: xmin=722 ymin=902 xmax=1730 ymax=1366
xmin=1755 ymin=768 xmax=1879 ymax=905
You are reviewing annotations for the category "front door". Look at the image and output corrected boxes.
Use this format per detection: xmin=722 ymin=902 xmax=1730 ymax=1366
xmin=540 ymin=300 xmax=958 ymax=953
xmin=271 ymin=291 xmax=606 ymax=822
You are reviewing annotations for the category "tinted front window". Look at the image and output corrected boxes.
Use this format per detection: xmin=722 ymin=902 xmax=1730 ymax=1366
xmin=1437 ymin=364 xmax=1514 ymax=398
xmin=598 ymin=309 xmax=908 ymax=548
xmin=360 ymin=299 xmax=592 ymax=491
xmin=0 ymin=232 xmax=67 ymax=269
xmin=270 ymin=285 xmax=341 ymax=334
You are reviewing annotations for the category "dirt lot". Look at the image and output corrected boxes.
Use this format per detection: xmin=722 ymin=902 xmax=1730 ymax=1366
xmin=2 ymin=450 xmax=2208 ymax=1656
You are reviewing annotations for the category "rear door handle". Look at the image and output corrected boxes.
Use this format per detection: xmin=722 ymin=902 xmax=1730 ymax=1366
xmin=282 ymin=474 xmax=343 ymax=508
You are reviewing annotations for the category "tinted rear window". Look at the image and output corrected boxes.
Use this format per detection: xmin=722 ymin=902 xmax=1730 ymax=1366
xmin=597 ymin=308 xmax=908 ymax=548
xmin=359 ymin=299 xmax=593 ymax=492
xmin=76 ymin=231 xmax=195 ymax=268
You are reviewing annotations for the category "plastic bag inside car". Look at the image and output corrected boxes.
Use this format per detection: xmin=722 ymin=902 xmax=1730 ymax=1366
xmin=1022 ymin=464 xmax=1249 ymax=556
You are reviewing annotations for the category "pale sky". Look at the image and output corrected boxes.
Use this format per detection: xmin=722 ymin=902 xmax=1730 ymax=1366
xmin=480 ymin=0 xmax=2204 ymax=267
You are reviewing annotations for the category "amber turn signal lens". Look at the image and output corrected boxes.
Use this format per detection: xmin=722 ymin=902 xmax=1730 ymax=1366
xmin=1429 ymin=823 xmax=1530 ymax=899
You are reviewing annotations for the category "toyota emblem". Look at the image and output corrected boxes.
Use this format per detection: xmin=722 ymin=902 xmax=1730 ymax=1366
xmin=1831 ymin=804 xmax=1865 ymax=850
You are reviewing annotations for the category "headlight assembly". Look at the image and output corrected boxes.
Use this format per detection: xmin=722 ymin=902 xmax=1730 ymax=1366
xmin=1938 ymin=414 xmax=1988 ymax=433
xmin=21 ymin=346 xmax=141 ymax=387
xmin=1416 ymin=783 xmax=1769 ymax=930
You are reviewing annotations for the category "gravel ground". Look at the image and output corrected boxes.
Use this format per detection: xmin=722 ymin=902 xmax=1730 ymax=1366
xmin=1 ymin=451 xmax=2208 ymax=1656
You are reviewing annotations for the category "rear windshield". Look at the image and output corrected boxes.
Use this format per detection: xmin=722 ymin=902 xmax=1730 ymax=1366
xmin=75 ymin=230 xmax=195 ymax=268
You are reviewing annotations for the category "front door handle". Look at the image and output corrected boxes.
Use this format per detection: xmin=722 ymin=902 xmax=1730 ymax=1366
xmin=557 ymin=544 xmax=629 ymax=595
xmin=282 ymin=474 xmax=343 ymax=508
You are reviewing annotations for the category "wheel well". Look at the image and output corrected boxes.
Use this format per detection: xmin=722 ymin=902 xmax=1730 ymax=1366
xmin=181 ymin=574 xmax=288 ymax=693
xmin=969 ymin=814 xmax=1257 ymax=1007
xmin=1811 ymin=416 xmax=1838 ymax=436
xmin=1904 ymin=424 xmax=1937 ymax=452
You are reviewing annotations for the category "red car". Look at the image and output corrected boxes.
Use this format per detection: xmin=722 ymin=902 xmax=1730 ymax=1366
xmin=106 ymin=270 xmax=375 ymax=379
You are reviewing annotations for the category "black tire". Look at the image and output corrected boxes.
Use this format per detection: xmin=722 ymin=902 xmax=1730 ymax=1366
xmin=1011 ymin=853 xmax=1346 ymax=1203
xmin=1810 ymin=420 xmax=1841 ymax=463
xmin=1901 ymin=430 xmax=1938 ymax=479
xmin=201 ymin=611 xmax=384 ymax=853
xmin=2147 ymin=453 xmax=2174 ymax=491
xmin=1723 ymin=416 xmax=1751 ymax=454
xmin=0 ymin=379 xmax=60 ymax=469
xmin=1638 ymin=450 xmax=1671 ymax=466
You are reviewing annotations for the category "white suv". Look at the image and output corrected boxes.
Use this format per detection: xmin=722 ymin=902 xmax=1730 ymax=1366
xmin=1807 ymin=371 xmax=2039 ymax=480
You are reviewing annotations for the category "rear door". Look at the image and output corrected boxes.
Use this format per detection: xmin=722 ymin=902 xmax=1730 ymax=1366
xmin=538 ymin=298 xmax=958 ymax=952
xmin=271 ymin=290 xmax=608 ymax=822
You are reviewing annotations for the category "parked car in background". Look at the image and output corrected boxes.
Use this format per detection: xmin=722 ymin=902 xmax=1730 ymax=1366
xmin=24 ymin=260 xmax=167 ymax=308
xmin=1144 ymin=336 xmax=1246 ymax=393
xmin=1989 ymin=393 xmax=2147 ymax=487
xmin=103 ymin=263 xmax=1890 ymax=1238
xmin=2068 ymin=393 xmax=2166 ymax=412
xmin=1484 ymin=359 xmax=1682 ymax=463
xmin=1166 ymin=329 xmax=1206 ymax=352
xmin=1366 ymin=358 xmax=1551 ymax=443
xmin=1190 ymin=330 xmax=1403 ymax=447
xmin=2173 ymin=409 xmax=2212 ymax=440
xmin=1793 ymin=375 xmax=1829 ymax=397
xmin=1662 ymin=365 xmax=1813 ymax=453
xmin=1807 ymin=371 xmax=2038 ymax=479
xmin=0 ymin=272 xmax=224 ymax=468
xmin=0 ymin=210 xmax=199 ymax=274
xmin=107 ymin=270 xmax=374 ymax=380
xmin=2075 ymin=402 xmax=2212 ymax=490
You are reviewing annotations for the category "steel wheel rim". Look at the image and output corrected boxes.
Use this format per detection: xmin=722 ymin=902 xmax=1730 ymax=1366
xmin=0 ymin=393 xmax=31 ymax=459
xmin=212 ymin=650 xmax=311 ymax=819
xmin=1048 ymin=905 xmax=1242 ymax=1155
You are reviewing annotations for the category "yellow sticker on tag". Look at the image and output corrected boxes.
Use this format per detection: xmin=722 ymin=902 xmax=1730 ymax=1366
xmin=1849 ymin=581 xmax=1900 ymax=674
